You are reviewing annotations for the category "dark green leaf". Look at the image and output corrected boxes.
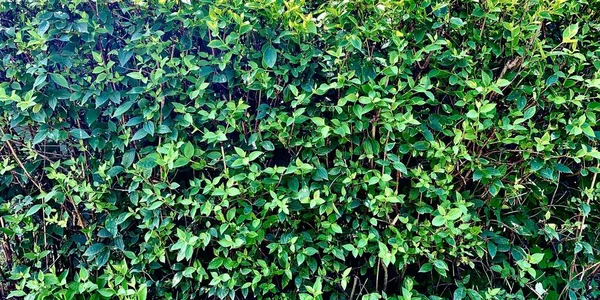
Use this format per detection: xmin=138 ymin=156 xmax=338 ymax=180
xmin=50 ymin=73 xmax=69 ymax=88
xmin=263 ymin=45 xmax=277 ymax=68
xmin=71 ymin=129 xmax=90 ymax=139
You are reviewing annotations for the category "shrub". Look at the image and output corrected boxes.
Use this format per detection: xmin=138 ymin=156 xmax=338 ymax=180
xmin=1 ymin=0 xmax=600 ymax=299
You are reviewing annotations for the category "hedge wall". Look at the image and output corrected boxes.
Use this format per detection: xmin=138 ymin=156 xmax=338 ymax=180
xmin=1 ymin=0 xmax=600 ymax=299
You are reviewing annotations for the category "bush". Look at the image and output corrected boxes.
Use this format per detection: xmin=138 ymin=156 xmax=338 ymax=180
xmin=1 ymin=0 xmax=600 ymax=299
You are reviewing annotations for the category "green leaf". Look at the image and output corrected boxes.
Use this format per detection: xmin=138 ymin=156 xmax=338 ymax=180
xmin=530 ymin=159 xmax=544 ymax=172
xmin=393 ymin=161 xmax=408 ymax=174
xmin=84 ymin=243 xmax=105 ymax=258
xmin=143 ymin=122 xmax=155 ymax=137
xmin=132 ymin=129 xmax=147 ymax=141
xmin=523 ymin=106 xmax=536 ymax=120
xmin=122 ymin=150 xmax=136 ymax=168
xmin=8 ymin=291 xmax=27 ymax=298
xmin=454 ymin=288 xmax=466 ymax=300
xmin=26 ymin=204 xmax=44 ymax=216
xmin=433 ymin=260 xmax=448 ymax=277
xmin=434 ymin=260 xmax=448 ymax=270
xmin=98 ymin=289 xmax=115 ymax=297
xmin=86 ymin=109 xmax=101 ymax=125
xmin=137 ymin=156 xmax=158 ymax=169
xmin=33 ymin=131 xmax=48 ymax=145
xmin=546 ymin=74 xmax=559 ymax=86
xmin=107 ymin=166 xmax=124 ymax=177
xmin=554 ymin=163 xmax=573 ymax=174
xmin=352 ymin=105 xmax=363 ymax=119
xmin=96 ymin=249 xmax=110 ymax=267
xmin=582 ymin=125 xmax=596 ymax=138
xmin=481 ymin=71 xmax=492 ymax=86
xmin=311 ymin=117 xmax=325 ymax=126
xmin=248 ymin=151 xmax=262 ymax=161
xmin=118 ymin=49 xmax=133 ymax=67
xmin=263 ymin=45 xmax=277 ymax=68
xmin=488 ymin=242 xmax=497 ymax=258
xmin=105 ymin=216 xmax=118 ymax=237
xmin=50 ymin=73 xmax=69 ymax=88
xmin=33 ymin=74 xmax=47 ymax=89
xmin=413 ymin=141 xmax=429 ymax=151
xmin=496 ymin=78 xmax=511 ymax=87
xmin=330 ymin=223 xmax=342 ymax=234
xmin=71 ymin=129 xmax=90 ymax=139
xmin=449 ymin=17 xmax=465 ymax=27
xmin=304 ymin=247 xmax=318 ymax=256
xmin=418 ymin=263 xmax=432 ymax=273
xmin=350 ymin=35 xmax=362 ymax=51
xmin=38 ymin=20 xmax=50 ymax=35
xmin=113 ymin=100 xmax=135 ymax=118
xmin=315 ymin=166 xmax=328 ymax=181
xmin=261 ymin=141 xmax=275 ymax=151
xmin=156 ymin=125 xmax=171 ymax=134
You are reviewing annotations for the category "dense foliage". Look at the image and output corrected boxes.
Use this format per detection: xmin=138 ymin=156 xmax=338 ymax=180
xmin=1 ymin=0 xmax=600 ymax=299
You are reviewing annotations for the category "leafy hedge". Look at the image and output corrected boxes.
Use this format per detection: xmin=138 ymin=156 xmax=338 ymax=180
xmin=1 ymin=0 xmax=600 ymax=299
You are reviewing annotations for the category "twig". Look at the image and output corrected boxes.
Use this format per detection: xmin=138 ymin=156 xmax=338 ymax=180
xmin=383 ymin=264 xmax=388 ymax=292
xmin=376 ymin=258 xmax=380 ymax=291
xmin=220 ymin=143 xmax=228 ymax=172
xmin=561 ymin=163 xmax=599 ymax=299
xmin=0 ymin=128 xmax=48 ymax=266
xmin=349 ymin=276 xmax=358 ymax=300
xmin=1 ymin=129 xmax=44 ymax=192
xmin=357 ymin=278 xmax=369 ymax=298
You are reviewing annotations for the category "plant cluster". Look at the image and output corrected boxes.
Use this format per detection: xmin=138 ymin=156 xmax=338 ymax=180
xmin=1 ymin=0 xmax=600 ymax=299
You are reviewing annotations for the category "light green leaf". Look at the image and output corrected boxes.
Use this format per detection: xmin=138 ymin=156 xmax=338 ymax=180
xmin=466 ymin=110 xmax=479 ymax=119
xmin=127 ymin=72 xmax=144 ymax=80
xmin=207 ymin=40 xmax=228 ymax=50
xmin=432 ymin=216 xmax=445 ymax=227
xmin=183 ymin=142 xmax=194 ymax=158
xmin=562 ymin=23 xmax=579 ymax=43
xmin=137 ymin=284 xmax=147 ymax=300
xmin=480 ymin=103 xmax=496 ymax=114
xmin=530 ymin=253 xmax=545 ymax=264
xmin=446 ymin=208 xmax=462 ymax=221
